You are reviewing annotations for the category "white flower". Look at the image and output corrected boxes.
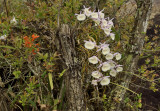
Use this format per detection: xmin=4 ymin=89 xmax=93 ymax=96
xmin=77 ymin=14 xmax=86 ymax=21
xmin=99 ymin=12 xmax=104 ymax=19
xmin=115 ymin=53 xmax=122 ymax=60
xmin=91 ymin=71 xmax=102 ymax=78
xmin=102 ymin=46 xmax=110 ymax=55
xmin=97 ymin=43 xmax=109 ymax=52
xmin=105 ymin=53 xmax=113 ymax=60
xmin=108 ymin=61 xmax=115 ymax=68
xmin=116 ymin=67 xmax=123 ymax=72
xmin=91 ymin=80 xmax=98 ymax=85
xmin=108 ymin=19 xmax=114 ymax=27
xmin=84 ymin=40 xmax=96 ymax=50
xmin=110 ymin=69 xmax=117 ymax=77
xmin=102 ymin=62 xmax=111 ymax=72
xmin=10 ymin=17 xmax=17 ymax=25
xmin=108 ymin=18 xmax=114 ymax=27
xmin=88 ymin=56 xmax=99 ymax=64
xmin=98 ymin=9 xmax=105 ymax=19
xmin=83 ymin=7 xmax=92 ymax=17
xmin=103 ymin=28 xmax=111 ymax=35
xmin=0 ymin=35 xmax=7 ymax=40
xmin=94 ymin=19 xmax=100 ymax=26
xmin=91 ymin=12 xmax=98 ymax=19
xmin=110 ymin=33 xmax=115 ymax=40
xmin=100 ymin=77 xmax=110 ymax=85
xmin=101 ymin=19 xmax=108 ymax=27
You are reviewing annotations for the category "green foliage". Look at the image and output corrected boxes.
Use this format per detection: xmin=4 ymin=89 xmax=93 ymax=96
xmin=134 ymin=94 xmax=142 ymax=108
xmin=0 ymin=0 xmax=83 ymax=110
xmin=13 ymin=70 xmax=21 ymax=79
xmin=19 ymin=77 xmax=39 ymax=107
xmin=0 ymin=0 xmax=159 ymax=110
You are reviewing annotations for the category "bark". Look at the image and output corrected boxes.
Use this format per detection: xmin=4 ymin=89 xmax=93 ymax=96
xmin=56 ymin=24 xmax=85 ymax=111
xmin=109 ymin=0 xmax=153 ymax=111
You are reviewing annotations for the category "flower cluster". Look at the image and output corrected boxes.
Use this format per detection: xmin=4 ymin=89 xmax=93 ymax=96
xmin=76 ymin=6 xmax=123 ymax=86
xmin=76 ymin=6 xmax=115 ymax=40
xmin=23 ymin=34 xmax=40 ymax=55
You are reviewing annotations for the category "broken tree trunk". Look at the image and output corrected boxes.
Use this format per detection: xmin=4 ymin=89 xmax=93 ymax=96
xmin=109 ymin=0 xmax=153 ymax=111
xmin=56 ymin=24 xmax=85 ymax=111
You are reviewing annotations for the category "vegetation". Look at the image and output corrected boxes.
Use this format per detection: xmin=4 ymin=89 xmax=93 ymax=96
xmin=0 ymin=0 xmax=159 ymax=111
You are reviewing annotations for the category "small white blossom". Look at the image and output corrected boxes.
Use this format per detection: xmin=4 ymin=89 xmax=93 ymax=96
xmin=10 ymin=17 xmax=17 ymax=25
xmin=91 ymin=12 xmax=99 ymax=19
xmin=110 ymin=33 xmax=115 ymax=40
xmin=108 ymin=19 xmax=114 ymax=27
xmin=77 ymin=14 xmax=86 ymax=21
xmin=84 ymin=40 xmax=96 ymax=50
xmin=102 ymin=46 xmax=110 ymax=55
xmin=94 ymin=19 xmax=100 ymax=26
xmin=110 ymin=69 xmax=117 ymax=77
xmin=105 ymin=53 xmax=113 ymax=60
xmin=91 ymin=80 xmax=98 ymax=85
xmin=88 ymin=56 xmax=99 ymax=64
xmin=97 ymin=43 xmax=109 ymax=52
xmin=102 ymin=62 xmax=111 ymax=72
xmin=103 ymin=28 xmax=111 ymax=35
xmin=91 ymin=71 xmax=102 ymax=78
xmin=116 ymin=67 xmax=123 ymax=72
xmin=0 ymin=35 xmax=7 ymax=40
xmin=115 ymin=53 xmax=122 ymax=60
xmin=100 ymin=77 xmax=110 ymax=85
xmin=83 ymin=7 xmax=92 ymax=17
xmin=97 ymin=9 xmax=105 ymax=19
xmin=99 ymin=12 xmax=104 ymax=19
xmin=108 ymin=61 xmax=115 ymax=68
xmin=101 ymin=19 xmax=108 ymax=27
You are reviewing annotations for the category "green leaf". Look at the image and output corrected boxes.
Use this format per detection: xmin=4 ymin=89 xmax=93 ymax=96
xmin=59 ymin=69 xmax=66 ymax=78
xmin=0 ymin=45 xmax=16 ymax=49
xmin=115 ymin=31 xmax=120 ymax=41
xmin=29 ymin=100 xmax=36 ymax=108
xmin=53 ymin=99 xmax=59 ymax=110
xmin=48 ymin=73 xmax=53 ymax=90
xmin=126 ymin=54 xmax=133 ymax=65
xmin=41 ymin=71 xmax=47 ymax=78
xmin=44 ymin=53 xmax=48 ymax=60
xmin=13 ymin=71 xmax=21 ymax=79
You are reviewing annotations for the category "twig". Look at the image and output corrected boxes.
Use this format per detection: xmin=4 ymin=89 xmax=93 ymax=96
xmin=3 ymin=0 xmax=8 ymax=17
xmin=27 ymin=64 xmax=39 ymax=75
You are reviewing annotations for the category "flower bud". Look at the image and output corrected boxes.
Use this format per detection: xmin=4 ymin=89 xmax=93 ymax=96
xmin=10 ymin=17 xmax=17 ymax=25
xmin=0 ymin=35 xmax=7 ymax=40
